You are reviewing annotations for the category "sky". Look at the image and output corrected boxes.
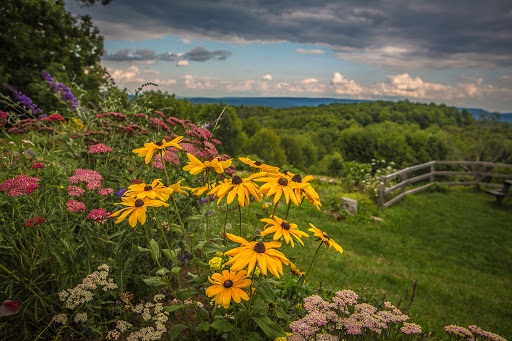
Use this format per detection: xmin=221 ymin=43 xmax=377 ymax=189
xmin=65 ymin=0 xmax=512 ymax=113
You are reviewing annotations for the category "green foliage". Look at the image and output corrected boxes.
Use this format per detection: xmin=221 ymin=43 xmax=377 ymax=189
xmin=246 ymin=127 xmax=287 ymax=166
xmin=0 ymin=0 xmax=107 ymax=112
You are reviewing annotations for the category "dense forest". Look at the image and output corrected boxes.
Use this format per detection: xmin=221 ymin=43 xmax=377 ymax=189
xmin=132 ymin=91 xmax=512 ymax=176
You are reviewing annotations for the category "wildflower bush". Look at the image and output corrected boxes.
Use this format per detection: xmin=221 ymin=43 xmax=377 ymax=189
xmin=0 ymin=73 xmax=508 ymax=341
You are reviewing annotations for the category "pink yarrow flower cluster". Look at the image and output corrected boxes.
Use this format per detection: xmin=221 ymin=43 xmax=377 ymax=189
xmin=66 ymin=199 xmax=86 ymax=213
xmin=31 ymin=162 xmax=45 ymax=169
xmin=0 ymin=174 xmax=40 ymax=197
xmin=26 ymin=216 xmax=46 ymax=228
xmin=41 ymin=113 xmax=66 ymax=123
xmin=97 ymin=188 xmax=113 ymax=196
xmin=67 ymin=185 xmax=85 ymax=197
xmin=289 ymin=290 xmax=417 ymax=340
xmin=68 ymin=169 xmax=103 ymax=190
xmin=87 ymin=208 xmax=111 ymax=222
xmin=88 ymin=143 xmax=114 ymax=153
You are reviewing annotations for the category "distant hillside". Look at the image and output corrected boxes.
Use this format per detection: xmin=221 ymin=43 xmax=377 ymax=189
xmin=180 ymin=96 xmax=511 ymax=122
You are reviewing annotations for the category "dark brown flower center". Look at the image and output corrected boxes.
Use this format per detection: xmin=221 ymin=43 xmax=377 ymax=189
xmin=254 ymin=242 xmax=266 ymax=253
xmin=135 ymin=199 xmax=144 ymax=207
xmin=232 ymin=176 xmax=243 ymax=185
xmin=155 ymin=141 xmax=163 ymax=146
xmin=278 ymin=178 xmax=288 ymax=186
xmin=292 ymin=174 xmax=302 ymax=183
xmin=254 ymin=161 xmax=262 ymax=166
xmin=223 ymin=280 xmax=233 ymax=288
xmin=144 ymin=185 xmax=153 ymax=191
xmin=323 ymin=233 xmax=330 ymax=240
xmin=281 ymin=221 xmax=291 ymax=230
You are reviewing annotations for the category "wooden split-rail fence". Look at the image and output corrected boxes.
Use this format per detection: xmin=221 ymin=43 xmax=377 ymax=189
xmin=378 ymin=161 xmax=512 ymax=208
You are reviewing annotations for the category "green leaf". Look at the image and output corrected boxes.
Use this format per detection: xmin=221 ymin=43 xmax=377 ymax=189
xmin=175 ymin=288 xmax=201 ymax=301
xmin=162 ymin=248 xmax=176 ymax=261
xmin=168 ymin=324 xmax=188 ymax=341
xmin=201 ymin=241 xmax=225 ymax=254
xmin=251 ymin=298 xmax=269 ymax=317
xmin=197 ymin=321 xmax=210 ymax=332
xmin=183 ymin=214 xmax=203 ymax=223
xmin=275 ymin=307 xmax=288 ymax=320
xmin=197 ymin=306 xmax=208 ymax=321
xmin=163 ymin=304 xmax=189 ymax=313
xmin=171 ymin=266 xmax=181 ymax=274
xmin=210 ymin=319 xmax=234 ymax=333
xmin=240 ymin=331 xmax=266 ymax=341
xmin=190 ymin=257 xmax=209 ymax=268
xmin=258 ymin=280 xmax=276 ymax=303
xmin=142 ymin=276 xmax=165 ymax=287
xmin=150 ymin=239 xmax=160 ymax=260
xmin=252 ymin=316 xmax=286 ymax=338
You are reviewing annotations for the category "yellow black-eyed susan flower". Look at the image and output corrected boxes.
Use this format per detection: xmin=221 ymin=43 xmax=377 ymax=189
xmin=287 ymin=172 xmax=321 ymax=209
xmin=224 ymin=234 xmax=290 ymax=278
xmin=205 ymin=269 xmax=252 ymax=309
xmin=182 ymin=153 xmax=232 ymax=175
xmin=256 ymin=173 xmax=308 ymax=206
xmin=111 ymin=197 xmax=169 ymax=227
xmin=260 ymin=215 xmax=309 ymax=247
xmin=208 ymin=173 xmax=264 ymax=207
xmin=308 ymin=223 xmax=343 ymax=254
xmin=133 ymin=136 xmax=183 ymax=164
xmin=239 ymin=157 xmax=280 ymax=174
xmin=124 ymin=179 xmax=173 ymax=201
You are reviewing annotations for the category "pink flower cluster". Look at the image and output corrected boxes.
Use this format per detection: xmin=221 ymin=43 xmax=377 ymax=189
xmin=149 ymin=118 xmax=170 ymax=132
xmin=0 ymin=174 xmax=40 ymax=197
xmin=41 ymin=113 xmax=66 ymax=122
xmin=67 ymin=185 xmax=85 ymax=197
xmin=88 ymin=143 xmax=114 ymax=153
xmin=289 ymin=290 xmax=418 ymax=340
xmin=68 ymin=169 xmax=103 ymax=190
xmin=31 ymin=162 xmax=45 ymax=169
xmin=66 ymin=199 xmax=86 ymax=213
xmin=468 ymin=325 xmax=507 ymax=341
xmin=26 ymin=216 xmax=46 ymax=228
xmin=97 ymin=188 xmax=113 ymax=196
xmin=0 ymin=111 xmax=8 ymax=127
xmin=87 ymin=208 xmax=111 ymax=222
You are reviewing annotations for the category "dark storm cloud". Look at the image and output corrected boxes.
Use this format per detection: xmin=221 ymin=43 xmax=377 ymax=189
xmin=103 ymin=46 xmax=232 ymax=62
xmin=70 ymin=0 xmax=512 ymax=68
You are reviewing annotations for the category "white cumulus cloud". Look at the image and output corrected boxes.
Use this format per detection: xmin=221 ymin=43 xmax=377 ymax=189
xmin=295 ymin=48 xmax=326 ymax=55
xmin=331 ymin=72 xmax=364 ymax=96
xmin=262 ymin=74 xmax=272 ymax=81
xmin=177 ymin=60 xmax=190 ymax=67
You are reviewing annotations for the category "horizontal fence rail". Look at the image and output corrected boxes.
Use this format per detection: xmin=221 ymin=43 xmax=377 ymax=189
xmin=378 ymin=161 xmax=512 ymax=208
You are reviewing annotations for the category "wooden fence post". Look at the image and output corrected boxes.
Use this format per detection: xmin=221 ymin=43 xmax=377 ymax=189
xmin=430 ymin=163 xmax=435 ymax=183
xmin=379 ymin=176 xmax=386 ymax=207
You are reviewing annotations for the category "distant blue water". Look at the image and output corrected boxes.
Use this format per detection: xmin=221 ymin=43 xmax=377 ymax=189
xmin=182 ymin=96 xmax=373 ymax=109
xmin=179 ymin=96 xmax=512 ymax=122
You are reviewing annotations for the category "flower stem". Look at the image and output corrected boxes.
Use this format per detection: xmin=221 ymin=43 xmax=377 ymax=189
xmin=284 ymin=200 xmax=292 ymax=220
xmin=238 ymin=204 xmax=242 ymax=236
xmin=152 ymin=207 xmax=172 ymax=251
xmin=290 ymin=241 xmax=323 ymax=308
xmin=206 ymin=170 xmax=211 ymax=240
xmin=171 ymin=194 xmax=192 ymax=253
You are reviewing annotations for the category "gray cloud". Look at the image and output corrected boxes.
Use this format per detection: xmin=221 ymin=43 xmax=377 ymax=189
xmin=68 ymin=0 xmax=512 ymax=69
xmin=103 ymin=46 xmax=231 ymax=63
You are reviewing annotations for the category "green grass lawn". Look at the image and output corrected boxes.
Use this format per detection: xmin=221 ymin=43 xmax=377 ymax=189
xmin=277 ymin=186 xmax=512 ymax=339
